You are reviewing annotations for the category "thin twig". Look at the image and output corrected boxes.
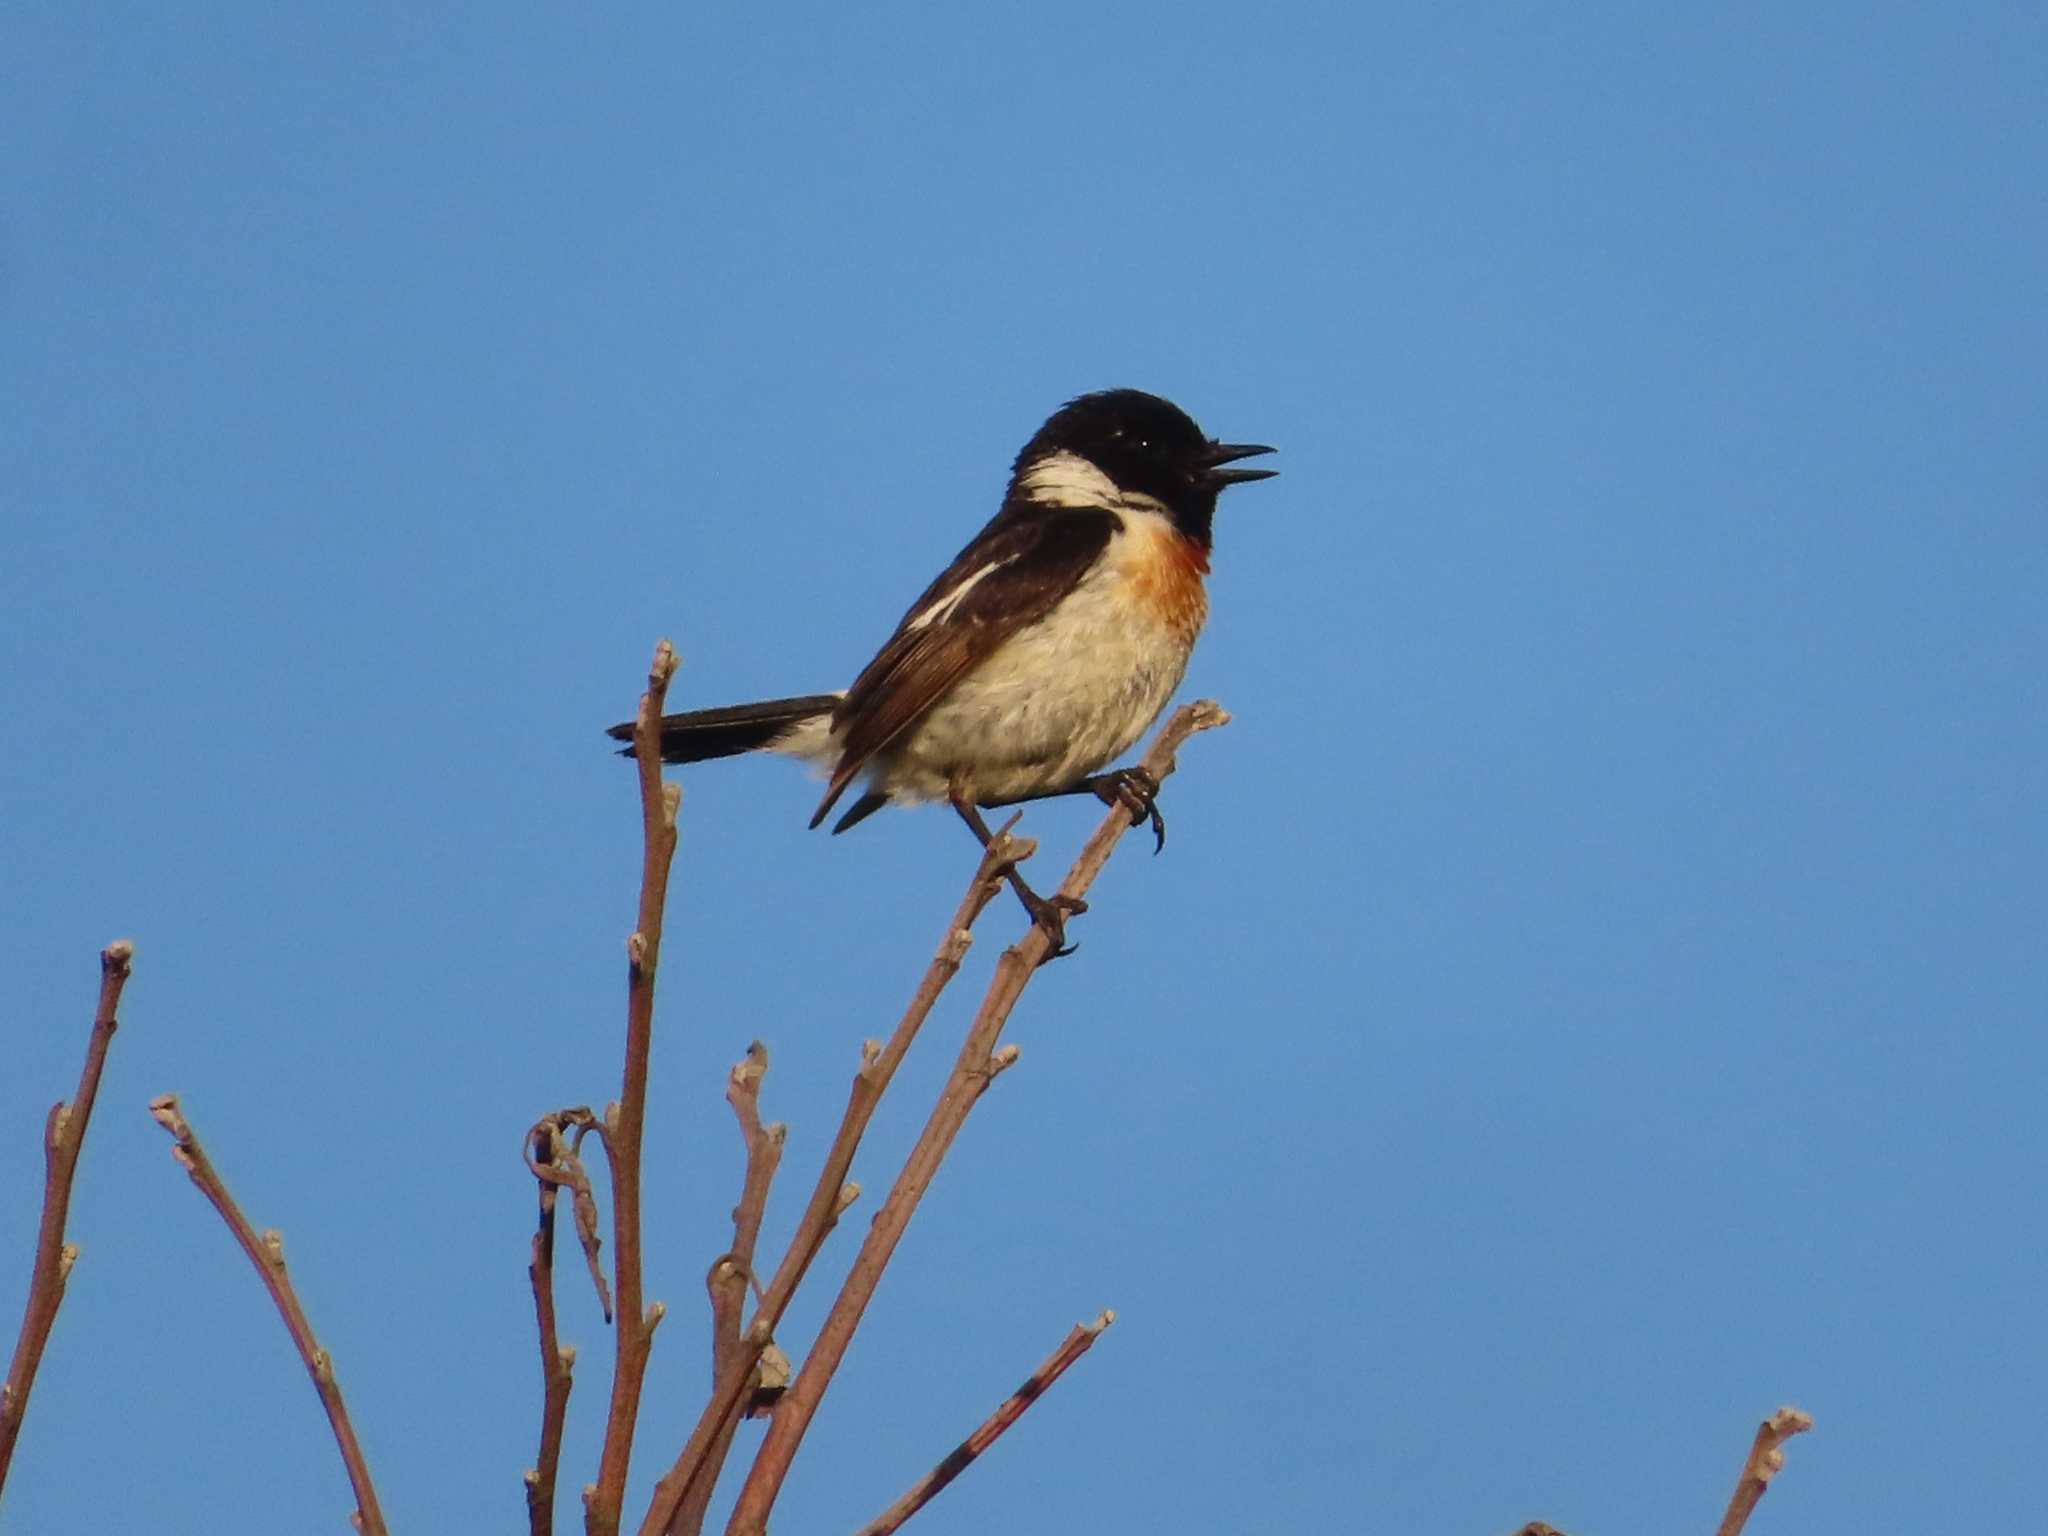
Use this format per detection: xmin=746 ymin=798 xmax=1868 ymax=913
xmin=637 ymin=833 xmax=1017 ymax=1536
xmin=1713 ymin=1406 xmax=1813 ymax=1536
xmin=147 ymin=1093 xmax=387 ymax=1536
xmin=0 ymin=942 xmax=135 ymax=1500
xmin=722 ymin=1043 xmax=784 ymax=1321
xmin=588 ymin=640 xmax=684 ymax=1536
xmin=722 ymin=701 xmax=1231 ymax=1536
xmin=530 ymin=1108 xmax=612 ymax=1323
xmin=525 ymin=1117 xmax=584 ymax=1536
xmin=854 ymin=1309 xmax=1115 ymax=1536
xmin=661 ymin=1046 xmax=789 ymax=1536
xmin=754 ymin=830 xmax=1014 ymax=1329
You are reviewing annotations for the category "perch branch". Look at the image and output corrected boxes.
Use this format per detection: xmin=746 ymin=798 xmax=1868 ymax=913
xmin=0 ymin=941 xmax=134 ymax=1498
xmin=853 ymin=1309 xmax=1115 ymax=1536
xmin=753 ymin=827 xmax=1015 ymax=1328
xmin=722 ymin=700 xmax=1231 ymax=1536
xmin=638 ymin=827 xmax=1019 ymax=1536
xmin=1713 ymin=1406 xmax=1813 ymax=1536
xmin=147 ymin=1094 xmax=387 ymax=1536
xmin=588 ymin=640 xmax=684 ymax=1536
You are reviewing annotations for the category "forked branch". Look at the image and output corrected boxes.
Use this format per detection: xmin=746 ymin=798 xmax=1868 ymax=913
xmin=721 ymin=700 xmax=1230 ymax=1536
xmin=148 ymin=1094 xmax=387 ymax=1536
xmin=640 ymin=833 xmax=1016 ymax=1536
xmin=658 ymin=1044 xmax=790 ymax=1536
xmin=0 ymin=941 xmax=135 ymax=1499
xmin=720 ymin=1042 xmax=786 ymax=1332
xmin=526 ymin=1112 xmax=606 ymax=1536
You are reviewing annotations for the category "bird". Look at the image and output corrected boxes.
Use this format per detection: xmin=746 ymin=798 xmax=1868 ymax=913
xmin=608 ymin=388 xmax=1276 ymax=950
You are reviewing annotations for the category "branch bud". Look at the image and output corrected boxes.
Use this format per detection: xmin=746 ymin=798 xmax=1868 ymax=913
xmin=147 ymin=1093 xmax=187 ymax=1138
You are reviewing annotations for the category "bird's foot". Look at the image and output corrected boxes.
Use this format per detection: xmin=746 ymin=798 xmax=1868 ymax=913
xmin=1086 ymin=766 xmax=1166 ymax=853
xmin=1020 ymin=889 xmax=1089 ymax=960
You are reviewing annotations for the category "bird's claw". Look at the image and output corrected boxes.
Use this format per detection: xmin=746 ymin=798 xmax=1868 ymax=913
xmin=1090 ymin=767 xmax=1166 ymax=853
xmin=1024 ymin=892 xmax=1089 ymax=960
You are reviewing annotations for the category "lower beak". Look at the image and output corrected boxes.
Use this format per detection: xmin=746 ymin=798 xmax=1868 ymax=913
xmin=1204 ymin=441 xmax=1278 ymax=485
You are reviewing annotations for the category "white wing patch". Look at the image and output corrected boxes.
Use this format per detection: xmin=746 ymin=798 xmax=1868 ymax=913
xmin=906 ymin=556 xmax=1014 ymax=631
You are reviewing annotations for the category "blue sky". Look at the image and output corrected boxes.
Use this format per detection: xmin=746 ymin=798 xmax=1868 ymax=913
xmin=4 ymin=3 xmax=2043 ymax=1532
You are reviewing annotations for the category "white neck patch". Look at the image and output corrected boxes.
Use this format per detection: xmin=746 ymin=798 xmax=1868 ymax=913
xmin=1016 ymin=450 xmax=1122 ymax=508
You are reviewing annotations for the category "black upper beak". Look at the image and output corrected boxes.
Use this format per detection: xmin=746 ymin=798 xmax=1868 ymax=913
xmin=1203 ymin=440 xmax=1279 ymax=486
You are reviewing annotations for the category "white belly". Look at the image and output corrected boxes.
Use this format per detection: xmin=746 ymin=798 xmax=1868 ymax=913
xmin=873 ymin=512 xmax=1200 ymax=804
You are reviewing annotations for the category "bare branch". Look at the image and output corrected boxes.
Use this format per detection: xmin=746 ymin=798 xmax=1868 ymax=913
xmin=525 ymin=1117 xmax=587 ymax=1536
xmin=722 ymin=1043 xmax=784 ymax=1313
xmin=854 ymin=1310 xmax=1115 ymax=1536
xmin=589 ymin=640 xmax=684 ymax=1536
xmin=147 ymin=1093 xmax=387 ymax=1536
xmin=0 ymin=941 xmax=135 ymax=1499
xmin=528 ymin=1108 xmax=613 ymax=1324
xmin=637 ymin=830 xmax=1016 ymax=1536
xmin=660 ymin=1046 xmax=790 ymax=1536
xmin=722 ymin=701 xmax=1231 ymax=1536
xmin=1714 ymin=1406 xmax=1813 ymax=1536
xmin=753 ymin=830 xmax=1012 ymax=1329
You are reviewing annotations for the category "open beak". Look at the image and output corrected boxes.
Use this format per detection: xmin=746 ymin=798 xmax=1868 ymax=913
xmin=1202 ymin=440 xmax=1278 ymax=486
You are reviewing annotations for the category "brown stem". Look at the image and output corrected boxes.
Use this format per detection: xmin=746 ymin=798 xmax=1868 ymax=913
xmin=588 ymin=641 xmax=684 ymax=1536
xmin=147 ymin=1093 xmax=387 ymax=1536
xmin=530 ymin=1108 xmax=614 ymax=1324
xmin=637 ymin=829 xmax=1018 ymax=1536
xmin=752 ymin=829 xmax=1014 ymax=1332
xmin=722 ymin=701 xmax=1230 ymax=1536
xmin=853 ymin=1310 xmax=1115 ymax=1536
xmin=722 ymin=1043 xmax=784 ymax=1320
xmin=662 ymin=1047 xmax=789 ymax=1536
xmin=1713 ymin=1406 xmax=1813 ymax=1536
xmin=525 ymin=1118 xmax=584 ymax=1536
xmin=0 ymin=942 xmax=135 ymax=1500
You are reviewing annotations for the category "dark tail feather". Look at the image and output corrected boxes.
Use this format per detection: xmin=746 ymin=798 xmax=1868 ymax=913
xmin=606 ymin=694 xmax=839 ymax=765
xmin=830 ymin=790 xmax=890 ymax=835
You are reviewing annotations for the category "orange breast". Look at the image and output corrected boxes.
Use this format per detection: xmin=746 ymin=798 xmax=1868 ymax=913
xmin=1122 ymin=522 xmax=1210 ymax=644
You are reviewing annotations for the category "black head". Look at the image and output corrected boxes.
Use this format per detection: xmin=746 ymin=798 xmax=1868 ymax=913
xmin=1011 ymin=388 xmax=1276 ymax=546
